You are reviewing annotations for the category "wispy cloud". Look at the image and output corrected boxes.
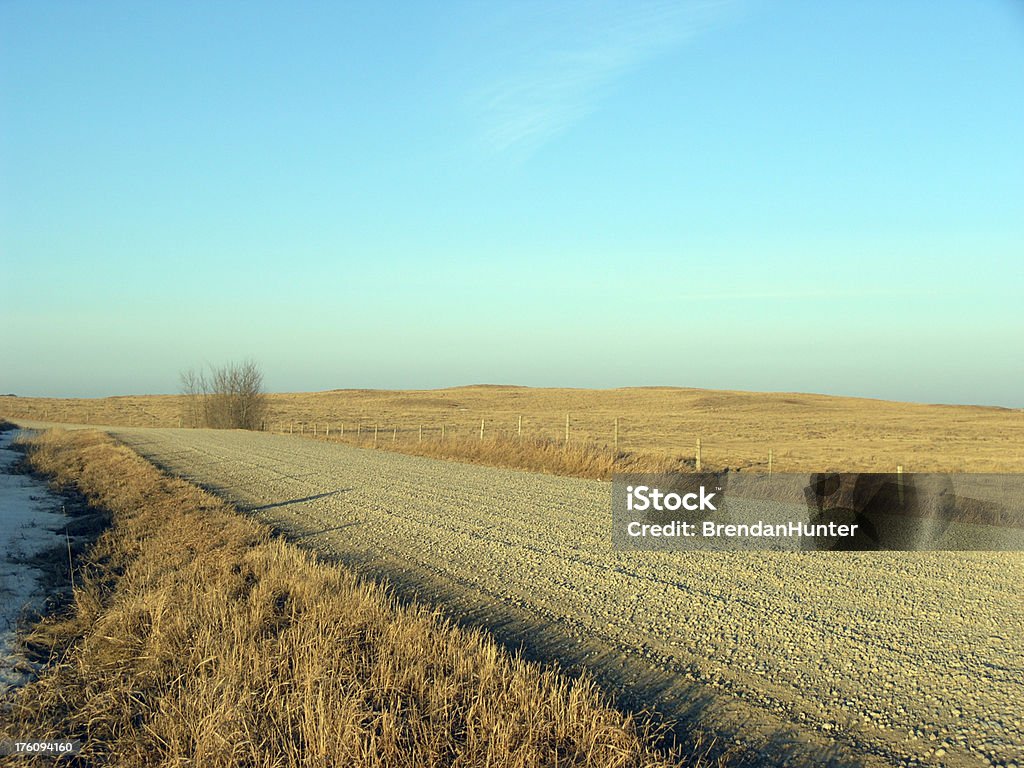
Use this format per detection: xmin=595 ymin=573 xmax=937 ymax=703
xmin=474 ymin=0 xmax=734 ymax=156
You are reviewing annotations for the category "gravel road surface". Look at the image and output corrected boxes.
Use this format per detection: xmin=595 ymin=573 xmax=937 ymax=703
xmin=109 ymin=428 xmax=1023 ymax=768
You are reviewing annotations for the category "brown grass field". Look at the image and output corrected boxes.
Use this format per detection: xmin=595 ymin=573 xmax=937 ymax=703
xmin=2 ymin=429 xmax=720 ymax=767
xmin=3 ymin=386 xmax=1022 ymax=475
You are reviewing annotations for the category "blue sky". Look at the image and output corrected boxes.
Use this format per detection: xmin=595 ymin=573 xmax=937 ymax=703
xmin=2 ymin=1 xmax=1022 ymax=405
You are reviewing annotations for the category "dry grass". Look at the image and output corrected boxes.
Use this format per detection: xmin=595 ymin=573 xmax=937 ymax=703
xmin=1 ymin=429 xmax=708 ymax=767
xmin=311 ymin=432 xmax=698 ymax=481
xmin=3 ymin=384 xmax=1022 ymax=473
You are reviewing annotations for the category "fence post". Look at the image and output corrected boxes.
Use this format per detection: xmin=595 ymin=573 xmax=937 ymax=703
xmin=441 ymin=424 xmax=446 ymax=442
xmin=480 ymin=418 xmax=485 ymax=440
xmin=419 ymin=425 xmax=422 ymax=442
xmin=373 ymin=424 xmax=378 ymax=447
xmin=326 ymin=424 xmax=330 ymax=438
xmin=290 ymin=422 xmax=294 ymax=434
xmin=518 ymin=415 xmax=522 ymax=439
xmin=393 ymin=426 xmax=397 ymax=443
xmin=695 ymin=437 xmax=702 ymax=472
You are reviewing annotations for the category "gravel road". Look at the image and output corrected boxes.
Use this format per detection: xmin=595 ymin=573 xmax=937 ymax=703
xmin=110 ymin=428 xmax=1022 ymax=768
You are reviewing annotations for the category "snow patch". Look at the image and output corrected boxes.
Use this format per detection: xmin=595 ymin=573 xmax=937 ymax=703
xmin=0 ymin=430 xmax=68 ymax=692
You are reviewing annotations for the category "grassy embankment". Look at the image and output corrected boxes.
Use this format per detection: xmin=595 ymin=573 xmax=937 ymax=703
xmin=1 ymin=429 xmax=716 ymax=767
xmin=4 ymin=385 xmax=1022 ymax=477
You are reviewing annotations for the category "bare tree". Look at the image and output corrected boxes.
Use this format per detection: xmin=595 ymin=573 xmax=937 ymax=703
xmin=179 ymin=359 xmax=267 ymax=430
xmin=179 ymin=367 xmax=206 ymax=428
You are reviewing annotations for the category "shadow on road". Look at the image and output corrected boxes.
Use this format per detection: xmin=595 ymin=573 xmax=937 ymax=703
xmin=248 ymin=489 xmax=351 ymax=512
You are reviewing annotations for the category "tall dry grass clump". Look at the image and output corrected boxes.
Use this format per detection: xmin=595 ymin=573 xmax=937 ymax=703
xmin=2 ymin=429 xmax=699 ymax=767
xmin=322 ymin=432 xmax=696 ymax=480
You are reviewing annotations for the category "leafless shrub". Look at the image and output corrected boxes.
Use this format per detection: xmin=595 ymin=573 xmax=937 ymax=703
xmin=179 ymin=368 xmax=205 ymax=428
xmin=180 ymin=359 xmax=267 ymax=430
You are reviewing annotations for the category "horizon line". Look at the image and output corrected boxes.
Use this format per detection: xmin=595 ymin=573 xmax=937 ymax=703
xmin=2 ymin=384 xmax=1019 ymax=411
